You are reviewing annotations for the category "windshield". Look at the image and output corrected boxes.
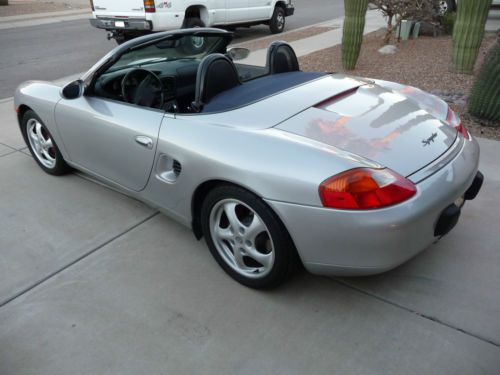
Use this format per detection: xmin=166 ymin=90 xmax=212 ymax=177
xmin=106 ymin=33 xmax=232 ymax=73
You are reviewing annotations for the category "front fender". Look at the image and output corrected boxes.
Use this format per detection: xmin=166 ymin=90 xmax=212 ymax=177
xmin=15 ymin=81 xmax=69 ymax=159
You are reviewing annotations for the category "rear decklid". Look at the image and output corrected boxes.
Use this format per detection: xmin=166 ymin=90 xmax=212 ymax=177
xmin=276 ymin=75 xmax=457 ymax=177
xmin=92 ymin=0 xmax=146 ymax=17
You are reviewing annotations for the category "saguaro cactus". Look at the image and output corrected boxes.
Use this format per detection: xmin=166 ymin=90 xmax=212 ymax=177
xmin=342 ymin=0 xmax=369 ymax=70
xmin=469 ymin=39 xmax=500 ymax=122
xmin=452 ymin=0 xmax=492 ymax=74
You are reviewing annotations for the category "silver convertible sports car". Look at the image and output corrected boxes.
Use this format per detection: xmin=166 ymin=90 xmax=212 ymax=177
xmin=15 ymin=29 xmax=483 ymax=288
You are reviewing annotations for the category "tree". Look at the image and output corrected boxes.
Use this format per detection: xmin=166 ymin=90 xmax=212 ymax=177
xmin=370 ymin=0 xmax=442 ymax=44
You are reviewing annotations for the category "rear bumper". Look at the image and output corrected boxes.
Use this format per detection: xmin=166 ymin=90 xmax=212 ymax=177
xmin=265 ymin=136 xmax=481 ymax=276
xmin=89 ymin=18 xmax=151 ymax=31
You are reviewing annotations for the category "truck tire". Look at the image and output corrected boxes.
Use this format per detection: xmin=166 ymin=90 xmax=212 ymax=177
xmin=269 ymin=6 xmax=285 ymax=34
xmin=181 ymin=18 xmax=206 ymax=54
xmin=115 ymin=33 xmax=139 ymax=45
xmin=184 ymin=17 xmax=205 ymax=28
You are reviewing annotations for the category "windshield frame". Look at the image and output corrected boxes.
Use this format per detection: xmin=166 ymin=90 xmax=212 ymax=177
xmin=83 ymin=28 xmax=233 ymax=95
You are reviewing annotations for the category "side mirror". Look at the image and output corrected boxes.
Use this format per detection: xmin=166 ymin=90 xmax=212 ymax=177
xmin=61 ymin=80 xmax=84 ymax=100
xmin=227 ymin=47 xmax=250 ymax=61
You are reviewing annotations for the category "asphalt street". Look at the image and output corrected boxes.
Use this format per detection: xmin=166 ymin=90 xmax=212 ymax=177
xmin=0 ymin=0 xmax=344 ymax=99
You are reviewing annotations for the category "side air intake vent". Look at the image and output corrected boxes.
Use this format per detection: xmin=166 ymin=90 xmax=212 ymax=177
xmin=173 ymin=160 xmax=182 ymax=177
xmin=156 ymin=154 xmax=182 ymax=183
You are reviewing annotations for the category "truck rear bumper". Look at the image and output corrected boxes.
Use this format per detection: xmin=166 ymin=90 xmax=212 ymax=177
xmin=89 ymin=18 xmax=151 ymax=31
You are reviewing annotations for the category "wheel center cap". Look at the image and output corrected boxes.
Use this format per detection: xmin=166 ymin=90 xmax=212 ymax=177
xmin=236 ymin=237 xmax=243 ymax=244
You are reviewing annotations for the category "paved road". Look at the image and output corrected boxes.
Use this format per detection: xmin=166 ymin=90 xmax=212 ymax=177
xmin=0 ymin=0 xmax=343 ymax=99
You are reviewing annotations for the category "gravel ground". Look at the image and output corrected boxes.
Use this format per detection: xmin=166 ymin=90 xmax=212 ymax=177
xmin=299 ymin=30 xmax=500 ymax=140
xmin=0 ymin=1 xmax=88 ymax=17
xmin=235 ymin=26 xmax=337 ymax=51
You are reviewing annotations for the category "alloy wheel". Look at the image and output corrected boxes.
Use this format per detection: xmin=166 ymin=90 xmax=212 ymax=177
xmin=209 ymin=199 xmax=275 ymax=278
xmin=27 ymin=118 xmax=56 ymax=169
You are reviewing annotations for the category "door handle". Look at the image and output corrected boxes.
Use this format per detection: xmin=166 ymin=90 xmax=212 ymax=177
xmin=135 ymin=136 xmax=153 ymax=150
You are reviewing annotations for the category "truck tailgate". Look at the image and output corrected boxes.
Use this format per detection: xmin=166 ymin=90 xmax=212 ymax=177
xmin=93 ymin=0 xmax=146 ymax=17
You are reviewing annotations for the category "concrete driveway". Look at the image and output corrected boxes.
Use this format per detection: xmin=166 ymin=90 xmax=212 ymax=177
xmin=0 ymin=95 xmax=499 ymax=374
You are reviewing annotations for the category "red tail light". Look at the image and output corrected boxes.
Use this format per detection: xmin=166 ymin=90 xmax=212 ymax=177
xmin=319 ymin=168 xmax=417 ymax=210
xmin=90 ymin=0 xmax=94 ymax=11
xmin=446 ymin=107 xmax=470 ymax=140
xmin=144 ymin=0 xmax=156 ymax=12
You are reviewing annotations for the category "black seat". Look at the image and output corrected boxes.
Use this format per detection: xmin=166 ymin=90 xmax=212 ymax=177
xmin=266 ymin=41 xmax=300 ymax=75
xmin=191 ymin=54 xmax=241 ymax=112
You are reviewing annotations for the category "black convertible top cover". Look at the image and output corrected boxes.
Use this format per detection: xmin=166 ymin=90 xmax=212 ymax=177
xmin=202 ymin=71 xmax=328 ymax=113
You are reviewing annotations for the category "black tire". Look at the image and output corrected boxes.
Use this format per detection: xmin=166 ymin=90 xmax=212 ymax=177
xmin=114 ymin=33 xmax=136 ymax=45
xmin=181 ymin=18 xmax=207 ymax=54
xmin=201 ymin=184 xmax=299 ymax=289
xmin=184 ymin=17 xmax=205 ymax=28
xmin=269 ymin=6 xmax=286 ymax=34
xmin=21 ymin=110 xmax=72 ymax=176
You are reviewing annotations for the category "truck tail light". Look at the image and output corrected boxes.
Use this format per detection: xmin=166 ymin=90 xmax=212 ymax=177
xmin=446 ymin=107 xmax=470 ymax=140
xmin=319 ymin=168 xmax=417 ymax=210
xmin=90 ymin=0 xmax=94 ymax=11
xmin=144 ymin=0 xmax=156 ymax=12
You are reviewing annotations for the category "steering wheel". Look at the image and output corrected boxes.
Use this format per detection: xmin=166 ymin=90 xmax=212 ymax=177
xmin=121 ymin=68 xmax=164 ymax=109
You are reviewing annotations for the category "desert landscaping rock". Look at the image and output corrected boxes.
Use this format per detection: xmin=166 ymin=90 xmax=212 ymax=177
xmin=378 ymin=44 xmax=398 ymax=54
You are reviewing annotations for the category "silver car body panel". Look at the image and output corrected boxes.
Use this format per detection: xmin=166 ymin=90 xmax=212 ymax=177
xmin=267 ymin=136 xmax=479 ymax=275
xmin=14 ymin=29 xmax=481 ymax=276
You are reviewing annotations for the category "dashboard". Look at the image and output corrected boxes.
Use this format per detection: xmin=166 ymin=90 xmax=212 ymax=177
xmin=93 ymin=58 xmax=200 ymax=110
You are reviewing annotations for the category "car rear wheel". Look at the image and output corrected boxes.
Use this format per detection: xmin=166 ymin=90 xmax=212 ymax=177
xmin=269 ymin=6 xmax=286 ymax=34
xmin=201 ymin=185 xmax=298 ymax=288
xmin=22 ymin=110 xmax=71 ymax=175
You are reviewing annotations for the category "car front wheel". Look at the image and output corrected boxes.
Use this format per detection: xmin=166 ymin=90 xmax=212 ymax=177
xmin=22 ymin=110 xmax=72 ymax=175
xmin=201 ymin=185 xmax=298 ymax=288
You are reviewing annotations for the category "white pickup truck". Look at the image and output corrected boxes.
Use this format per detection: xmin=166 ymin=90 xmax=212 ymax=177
xmin=89 ymin=0 xmax=295 ymax=43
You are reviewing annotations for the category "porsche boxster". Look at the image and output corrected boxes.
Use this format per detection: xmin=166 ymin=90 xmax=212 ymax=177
xmin=15 ymin=28 xmax=483 ymax=288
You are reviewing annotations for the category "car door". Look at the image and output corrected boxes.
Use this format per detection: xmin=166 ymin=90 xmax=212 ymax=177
xmin=54 ymin=96 xmax=164 ymax=192
xmin=227 ymin=0 xmax=249 ymax=23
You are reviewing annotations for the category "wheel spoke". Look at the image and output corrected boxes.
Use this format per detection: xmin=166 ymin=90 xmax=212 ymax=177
xmin=223 ymin=202 xmax=242 ymax=229
xmin=43 ymin=138 xmax=53 ymax=149
xmin=41 ymin=148 xmax=53 ymax=161
xmin=35 ymin=121 xmax=44 ymax=143
xmin=244 ymin=214 xmax=266 ymax=242
xmin=232 ymin=247 xmax=246 ymax=269
xmin=215 ymin=226 xmax=233 ymax=241
xmin=245 ymin=246 xmax=273 ymax=269
xmin=29 ymin=126 xmax=38 ymax=143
